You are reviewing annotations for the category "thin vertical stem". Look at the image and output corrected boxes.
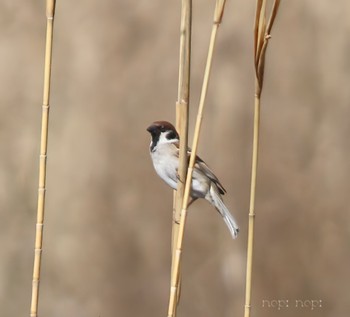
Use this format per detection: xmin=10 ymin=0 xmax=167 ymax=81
xmin=244 ymin=85 xmax=260 ymax=317
xmin=30 ymin=1 xmax=56 ymax=317
xmin=244 ymin=1 xmax=280 ymax=317
xmin=167 ymin=1 xmax=227 ymax=316
xmin=171 ymin=0 xmax=192 ymax=312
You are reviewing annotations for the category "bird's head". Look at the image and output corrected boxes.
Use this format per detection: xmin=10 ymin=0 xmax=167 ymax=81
xmin=147 ymin=121 xmax=179 ymax=151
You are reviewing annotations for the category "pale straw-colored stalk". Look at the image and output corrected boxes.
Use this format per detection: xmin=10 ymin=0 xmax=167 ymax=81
xmin=244 ymin=1 xmax=280 ymax=317
xmin=30 ymin=1 xmax=56 ymax=316
xmin=171 ymin=0 xmax=192 ymax=312
xmin=167 ymin=1 xmax=227 ymax=316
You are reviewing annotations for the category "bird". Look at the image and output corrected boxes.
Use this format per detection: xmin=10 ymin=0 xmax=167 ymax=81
xmin=146 ymin=120 xmax=239 ymax=239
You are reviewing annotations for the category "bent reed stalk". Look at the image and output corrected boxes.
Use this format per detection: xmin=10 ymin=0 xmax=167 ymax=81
xmin=167 ymin=1 xmax=227 ymax=316
xmin=171 ymin=0 xmax=192 ymax=313
xmin=244 ymin=1 xmax=280 ymax=317
xmin=30 ymin=1 xmax=56 ymax=317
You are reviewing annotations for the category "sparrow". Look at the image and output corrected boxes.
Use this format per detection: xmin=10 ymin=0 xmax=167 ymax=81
xmin=146 ymin=121 xmax=239 ymax=239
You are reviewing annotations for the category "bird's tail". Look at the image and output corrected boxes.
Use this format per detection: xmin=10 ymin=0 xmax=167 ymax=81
xmin=209 ymin=185 xmax=239 ymax=239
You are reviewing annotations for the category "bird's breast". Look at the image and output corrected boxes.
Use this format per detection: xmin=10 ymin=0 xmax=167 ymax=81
xmin=150 ymin=147 xmax=178 ymax=190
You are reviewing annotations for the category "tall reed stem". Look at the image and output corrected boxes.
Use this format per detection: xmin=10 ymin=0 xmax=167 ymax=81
xmin=167 ymin=1 xmax=227 ymax=316
xmin=171 ymin=0 xmax=192 ymax=312
xmin=244 ymin=1 xmax=280 ymax=317
xmin=244 ymin=81 xmax=260 ymax=317
xmin=30 ymin=1 xmax=56 ymax=316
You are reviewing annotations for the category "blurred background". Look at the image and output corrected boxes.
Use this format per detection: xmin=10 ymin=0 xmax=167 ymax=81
xmin=0 ymin=1 xmax=349 ymax=316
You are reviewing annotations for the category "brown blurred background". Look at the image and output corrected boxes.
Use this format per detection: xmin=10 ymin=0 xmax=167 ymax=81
xmin=1 ymin=1 xmax=349 ymax=316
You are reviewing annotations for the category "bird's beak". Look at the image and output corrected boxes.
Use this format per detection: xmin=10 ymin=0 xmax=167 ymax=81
xmin=146 ymin=124 xmax=155 ymax=133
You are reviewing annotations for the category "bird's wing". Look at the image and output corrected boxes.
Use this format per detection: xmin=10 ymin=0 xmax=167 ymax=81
xmin=174 ymin=142 xmax=226 ymax=195
xmin=194 ymin=154 xmax=226 ymax=195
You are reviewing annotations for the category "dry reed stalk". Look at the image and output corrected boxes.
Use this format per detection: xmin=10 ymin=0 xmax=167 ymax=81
xmin=244 ymin=1 xmax=280 ymax=317
xmin=167 ymin=1 xmax=227 ymax=316
xmin=171 ymin=0 xmax=192 ymax=311
xmin=30 ymin=1 xmax=56 ymax=316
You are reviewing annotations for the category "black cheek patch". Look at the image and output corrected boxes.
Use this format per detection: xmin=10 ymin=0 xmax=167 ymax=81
xmin=166 ymin=131 xmax=177 ymax=140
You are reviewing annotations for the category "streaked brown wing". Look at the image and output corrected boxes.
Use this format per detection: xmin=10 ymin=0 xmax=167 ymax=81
xmin=174 ymin=143 xmax=226 ymax=195
xmin=194 ymin=154 xmax=226 ymax=195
